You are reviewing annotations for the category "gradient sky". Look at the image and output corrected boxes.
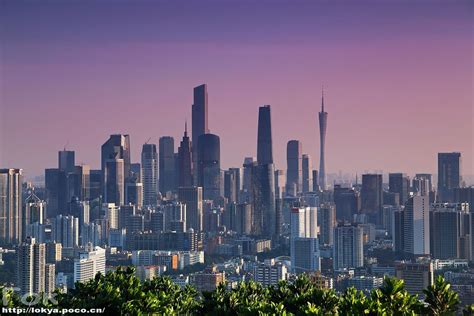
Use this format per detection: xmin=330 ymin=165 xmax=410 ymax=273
xmin=1 ymin=0 xmax=473 ymax=180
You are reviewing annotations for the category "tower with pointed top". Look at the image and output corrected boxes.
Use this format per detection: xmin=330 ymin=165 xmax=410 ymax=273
xmin=178 ymin=122 xmax=193 ymax=187
xmin=318 ymin=88 xmax=328 ymax=190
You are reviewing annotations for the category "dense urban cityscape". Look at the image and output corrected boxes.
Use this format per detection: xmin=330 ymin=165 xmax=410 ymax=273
xmin=0 ymin=82 xmax=473 ymax=310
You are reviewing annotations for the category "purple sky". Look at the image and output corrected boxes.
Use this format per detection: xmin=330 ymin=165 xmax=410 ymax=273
xmin=1 ymin=0 xmax=472 ymax=180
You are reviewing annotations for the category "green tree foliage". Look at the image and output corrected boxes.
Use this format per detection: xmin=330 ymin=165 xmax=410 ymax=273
xmin=0 ymin=267 xmax=464 ymax=315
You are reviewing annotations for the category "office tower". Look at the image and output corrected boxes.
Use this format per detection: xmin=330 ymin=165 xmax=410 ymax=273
xmin=178 ymin=122 xmax=193 ymax=188
xmin=334 ymin=185 xmax=360 ymax=222
xmin=389 ymin=173 xmax=410 ymax=205
xmin=125 ymin=181 xmax=143 ymax=208
xmin=234 ymin=203 xmax=252 ymax=235
xmin=413 ymin=174 xmax=433 ymax=198
xmin=17 ymin=237 xmax=45 ymax=296
xmin=253 ymin=259 xmax=288 ymax=286
xmin=393 ymin=208 xmax=405 ymax=253
xmin=80 ymin=222 xmax=102 ymax=247
xmin=286 ymin=140 xmax=302 ymax=195
xmin=437 ymin=152 xmax=461 ymax=202
xmin=89 ymin=169 xmax=102 ymax=202
xmin=104 ymin=158 xmax=125 ymax=205
xmin=101 ymin=134 xmax=131 ymax=199
xmin=395 ymin=261 xmax=434 ymax=295
xmin=403 ymin=196 xmax=430 ymax=255
xmin=254 ymin=105 xmax=276 ymax=238
xmin=290 ymin=207 xmax=320 ymax=273
xmin=159 ymin=136 xmax=176 ymax=194
xmin=333 ymin=223 xmax=364 ymax=270
xmin=73 ymin=245 xmax=106 ymax=283
xmin=45 ymin=168 xmax=68 ymax=218
xmin=160 ymin=201 xmax=186 ymax=232
xmin=302 ymin=154 xmax=313 ymax=193
xmin=104 ymin=203 xmax=119 ymax=230
xmin=0 ymin=169 xmax=23 ymax=245
xmin=273 ymin=169 xmax=286 ymax=200
xmin=141 ymin=144 xmax=158 ymax=206
xmin=430 ymin=203 xmax=470 ymax=259
xmin=192 ymin=84 xmax=209 ymax=182
xmin=242 ymin=157 xmax=255 ymax=197
xmin=72 ymin=164 xmax=91 ymax=201
xmin=453 ymin=187 xmax=474 ymax=209
xmin=312 ymin=170 xmax=319 ymax=192
xmin=319 ymin=203 xmax=335 ymax=246
xmin=224 ymin=168 xmax=240 ymax=203
xmin=44 ymin=263 xmax=55 ymax=296
xmin=51 ymin=214 xmax=79 ymax=249
xmin=178 ymin=187 xmax=203 ymax=231
xmin=361 ymin=174 xmax=383 ymax=224
xmin=58 ymin=150 xmax=75 ymax=174
xmin=318 ymin=89 xmax=328 ymax=190
xmin=381 ymin=205 xmax=398 ymax=238
xmin=150 ymin=211 xmax=164 ymax=233
xmin=383 ymin=191 xmax=400 ymax=206
xmin=197 ymin=133 xmax=221 ymax=200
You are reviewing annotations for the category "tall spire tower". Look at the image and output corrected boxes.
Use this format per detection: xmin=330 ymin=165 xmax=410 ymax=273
xmin=318 ymin=87 xmax=328 ymax=190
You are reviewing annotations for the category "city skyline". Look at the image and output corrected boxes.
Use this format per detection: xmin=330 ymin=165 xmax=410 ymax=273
xmin=1 ymin=0 xmax=473 ymax=179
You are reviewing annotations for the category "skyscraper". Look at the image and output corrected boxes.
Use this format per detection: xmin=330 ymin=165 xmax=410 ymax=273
xmin=101 ymin=134 xmax=131 ymax=200
xmin=178 ymin=122 xmax=193 ymax=188
xmin=389 ymin=173 xmax=410 ymax=205
xmin=290 ymin=207 xmax=320 ymax=273
xmin=197 ymin=133 xmax=221 ymax=200
xmin=318 ymin=89 xmax=328 ymax=190
xmin=318 ymin=203 xmax=335 ymax=246
xmin=361 ymin=174 xmax=383 ymax=224
xmin=302 ymin=154 xmax=313 ymax=193
xmin=17 ymin=237 xmax=46 ymax=296
xmin=333 ymin=223 xmax=364 ymax=270
xmin=403 ymin=196 xmax=430 ymax=255
xmin=0 ymin=169 xmax=23 ymax=245
xmin=141 ymin=143 xmax=158 ymax=206
xmin=104 ymin=158 xmax=125 ymax=205
xmin=437 ymin=152 xmax=461 ymax=202
xmin=178 ymin=186 xmax=203 ymax=232
xmin=253 ymin=105 xmax=276 ymax=238
xmin=286 ymin=140 xmax=302 ymax=196
xmin=192 ymin=84 xmax=209 ymax=183
xmin=159 ymin=136 xmax=176 ymax=194
xmin=334 ymin=185 xmax=360 ymax=222
xmin=58 ymin=150 xmax=75 ymax=174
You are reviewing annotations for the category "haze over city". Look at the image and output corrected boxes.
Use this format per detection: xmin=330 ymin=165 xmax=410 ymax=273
xmin=1 ymin=0 xmax=472 ymax=179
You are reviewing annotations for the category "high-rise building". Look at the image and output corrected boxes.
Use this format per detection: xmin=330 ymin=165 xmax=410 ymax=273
xmin=178 ymin=122 xmax=193 ymax=188
xmin=395 ymin=261 xmax=434 ymax=295
xmin=403 ymin=196 xmax=430 ymax=255
xmin=51 ymin=214 xmax=79 ymax=249
xmin=178 ymin=187 xmax=203 ymax=232
xmin=159 ymin=136 xmax=176 ymax=194
xmin=0 ymin=169 xmax=23 ymax=245
xmin=101 ymin=134 xmax=131 ymax=200
xmin=312 ymin=170 xmax=319 ymax=192
xmin=361 ymin=174 xmax=383 ymax=224
xmin=224 ymin=169 xmax=239 ymax=203
xmin=45 ymin=168 xmax=67 ymax=218
xmin=318 ymin=89 xmax=328 ymax=190
xmin=333 ymin=223 xmax=364 ymax=270
xmin=286 ymin=140 xmax=302 ymax=196
xmin=318 ymin=203 xmax=335 ymax=246
xmin=141 ymin=143 xmax=158 ymax=206
xmin=253 ymin=105 xmax=276 ymax=238
xmin=197 ymin=133 xmax=221 ymax=200
xmin=58 ymin=150 xmax=75 ymax=173
xmin=104 ymin=158 xmax=125 ymax=205
xmin=17 ymin=237 xmax=45 ymax=296
xmin=389 ymin=173 xmax=410 ymax=205
xmin=44 ymin=263 xmax=55 ymax=296
xmin=334 ymin=185 xmax=360 ymax=222
xmin=453 ymin=187 xmax=474 ymax=209
xmin=437 ymin=152 xmax=461 ymax=202
xmin=192 ymin=84 xmax=210 ymax=184
xmin=430 ymin=203 xmax=470 ymax=260
xmin=274 ymin=169 xmax=286 ymax=200
xmin=73 ymin=245 xmax=106 ymax=283
xmin=302 ymin=154 xmax=313 ymax=193
xmin=24 ymin=191 xmax=45 ymax=240
xmin=290 ymin=207 xmax=320 ymax=273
